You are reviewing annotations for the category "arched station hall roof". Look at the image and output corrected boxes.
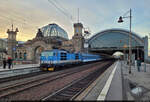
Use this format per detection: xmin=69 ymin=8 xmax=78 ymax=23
xmin=88 ymin=28 xmax=144 ymax=49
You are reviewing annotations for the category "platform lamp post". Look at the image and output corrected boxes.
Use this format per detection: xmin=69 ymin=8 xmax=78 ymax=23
xmin=83 ymin=28 xmax=91 ymax=53
xmin=123 ymin=44 xmax=127 ymax=63
xmin=118 ymin=9 xmax=132 ymax=74
xmin=149 ymin=33 xmax=150 ymax=57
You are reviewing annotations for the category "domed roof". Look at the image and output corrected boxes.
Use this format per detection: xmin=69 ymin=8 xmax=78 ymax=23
xmin=41 ymin=23 xmax=68 ymax=39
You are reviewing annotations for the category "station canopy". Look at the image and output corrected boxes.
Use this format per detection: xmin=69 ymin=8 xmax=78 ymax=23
xmin=88 ymin=29 xmax=144 ymax=49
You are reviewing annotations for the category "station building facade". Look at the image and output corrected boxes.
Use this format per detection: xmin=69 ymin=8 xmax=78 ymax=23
xmin=6 ymin=23 xmax=84 ymax=64
xmin=0 ymin=39 xmax=7 ymax=60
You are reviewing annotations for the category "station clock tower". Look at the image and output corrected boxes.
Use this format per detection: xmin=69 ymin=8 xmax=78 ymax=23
xmin=72 ymin=23 xmax=84 ymax=52
xmin=7 ymin=24 xmax=19 ymax=59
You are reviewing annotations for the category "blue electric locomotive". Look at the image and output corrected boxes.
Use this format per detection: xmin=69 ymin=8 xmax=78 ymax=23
xmin=40 ymin=49 xmax=101 ymax=71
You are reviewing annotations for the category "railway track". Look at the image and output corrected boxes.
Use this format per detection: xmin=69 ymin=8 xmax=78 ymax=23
xmin=0 ymin=61 xmax=107 ymax=100
xmin=0 ymin=60 xmax=102 ymax=84
xmin=0 ymin=71 xmax=46 ymax=83
xmin=42 ymin=61 xmax=114 ymax=100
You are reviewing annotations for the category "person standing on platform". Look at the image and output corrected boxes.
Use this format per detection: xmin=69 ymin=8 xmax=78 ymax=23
xmin=7 ymin=57 xmax=12 ymax=69
xmin=11 ymin=58 xmax=13 ymax=68
xmin=2 ymin=58 xmax=6 ymax=69
xmin=137 ymin=58 xmax=141 ymax=72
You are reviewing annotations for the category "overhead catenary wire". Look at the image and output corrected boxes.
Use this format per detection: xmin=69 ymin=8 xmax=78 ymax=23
xmin=47 ymin=0 xmax=74 ymax=24
xmin=53 ymin=0 xmax=72 ymax=16
xmin=53 ymin=0 xmax=75 ymax=22
xmin=0 ymin=0 xmax=74 ymax=29
xmin=0 ymin=0 xmax=78 ymax=36
xmin=0 ymin=12 xmax=39 ymax=30
xmin=0 ymin=3 xmax=41 ymax=30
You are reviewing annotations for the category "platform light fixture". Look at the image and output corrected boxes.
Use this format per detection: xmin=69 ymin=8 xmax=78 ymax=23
xmin=117 ymin=9 xmax=132 ymax=74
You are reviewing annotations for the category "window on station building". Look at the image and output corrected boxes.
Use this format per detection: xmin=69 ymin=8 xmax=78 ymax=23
xmin=24 ymin=53 xmax=27 ymax=60
xmin=15 ymin=52 xmax=18 ymax=59
xmin=19 ymin=52 xmax=22 ymax=59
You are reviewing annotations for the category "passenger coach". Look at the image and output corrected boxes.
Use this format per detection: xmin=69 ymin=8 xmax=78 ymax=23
xmin=40 ymin=49 xmax=101 ymax=71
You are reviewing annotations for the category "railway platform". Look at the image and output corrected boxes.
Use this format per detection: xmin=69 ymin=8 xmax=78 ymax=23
xmin=0 ymin=64 xmax=39 ymax=71
xmin=75 ymin=61 xmax=150 ymax=101
xmin=0 ymin=64 xmax=40 ymax=79
xmin=122 ymin=62 xmax=150 ymax=100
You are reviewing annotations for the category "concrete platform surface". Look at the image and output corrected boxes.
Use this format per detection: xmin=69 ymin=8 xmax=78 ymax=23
xmin=122 ymin=61 xmax=150 ymax=101
xmin=0 ymin=64 xmax=39 ymax=72
xmin=0 ymin=64 xmax=40 ymax=78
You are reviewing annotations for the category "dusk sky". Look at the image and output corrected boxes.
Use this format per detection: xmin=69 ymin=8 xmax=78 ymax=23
xmin=0 ymin=0 xmax=149 ymax=52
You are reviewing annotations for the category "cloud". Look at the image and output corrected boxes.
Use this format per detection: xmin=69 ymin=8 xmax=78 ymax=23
xmin=0 ymin=0 xmax=74 ymax=40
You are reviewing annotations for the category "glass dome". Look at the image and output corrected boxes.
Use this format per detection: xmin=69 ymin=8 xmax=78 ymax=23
xmin=41 ymin=23 xmax=68 ymax=39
